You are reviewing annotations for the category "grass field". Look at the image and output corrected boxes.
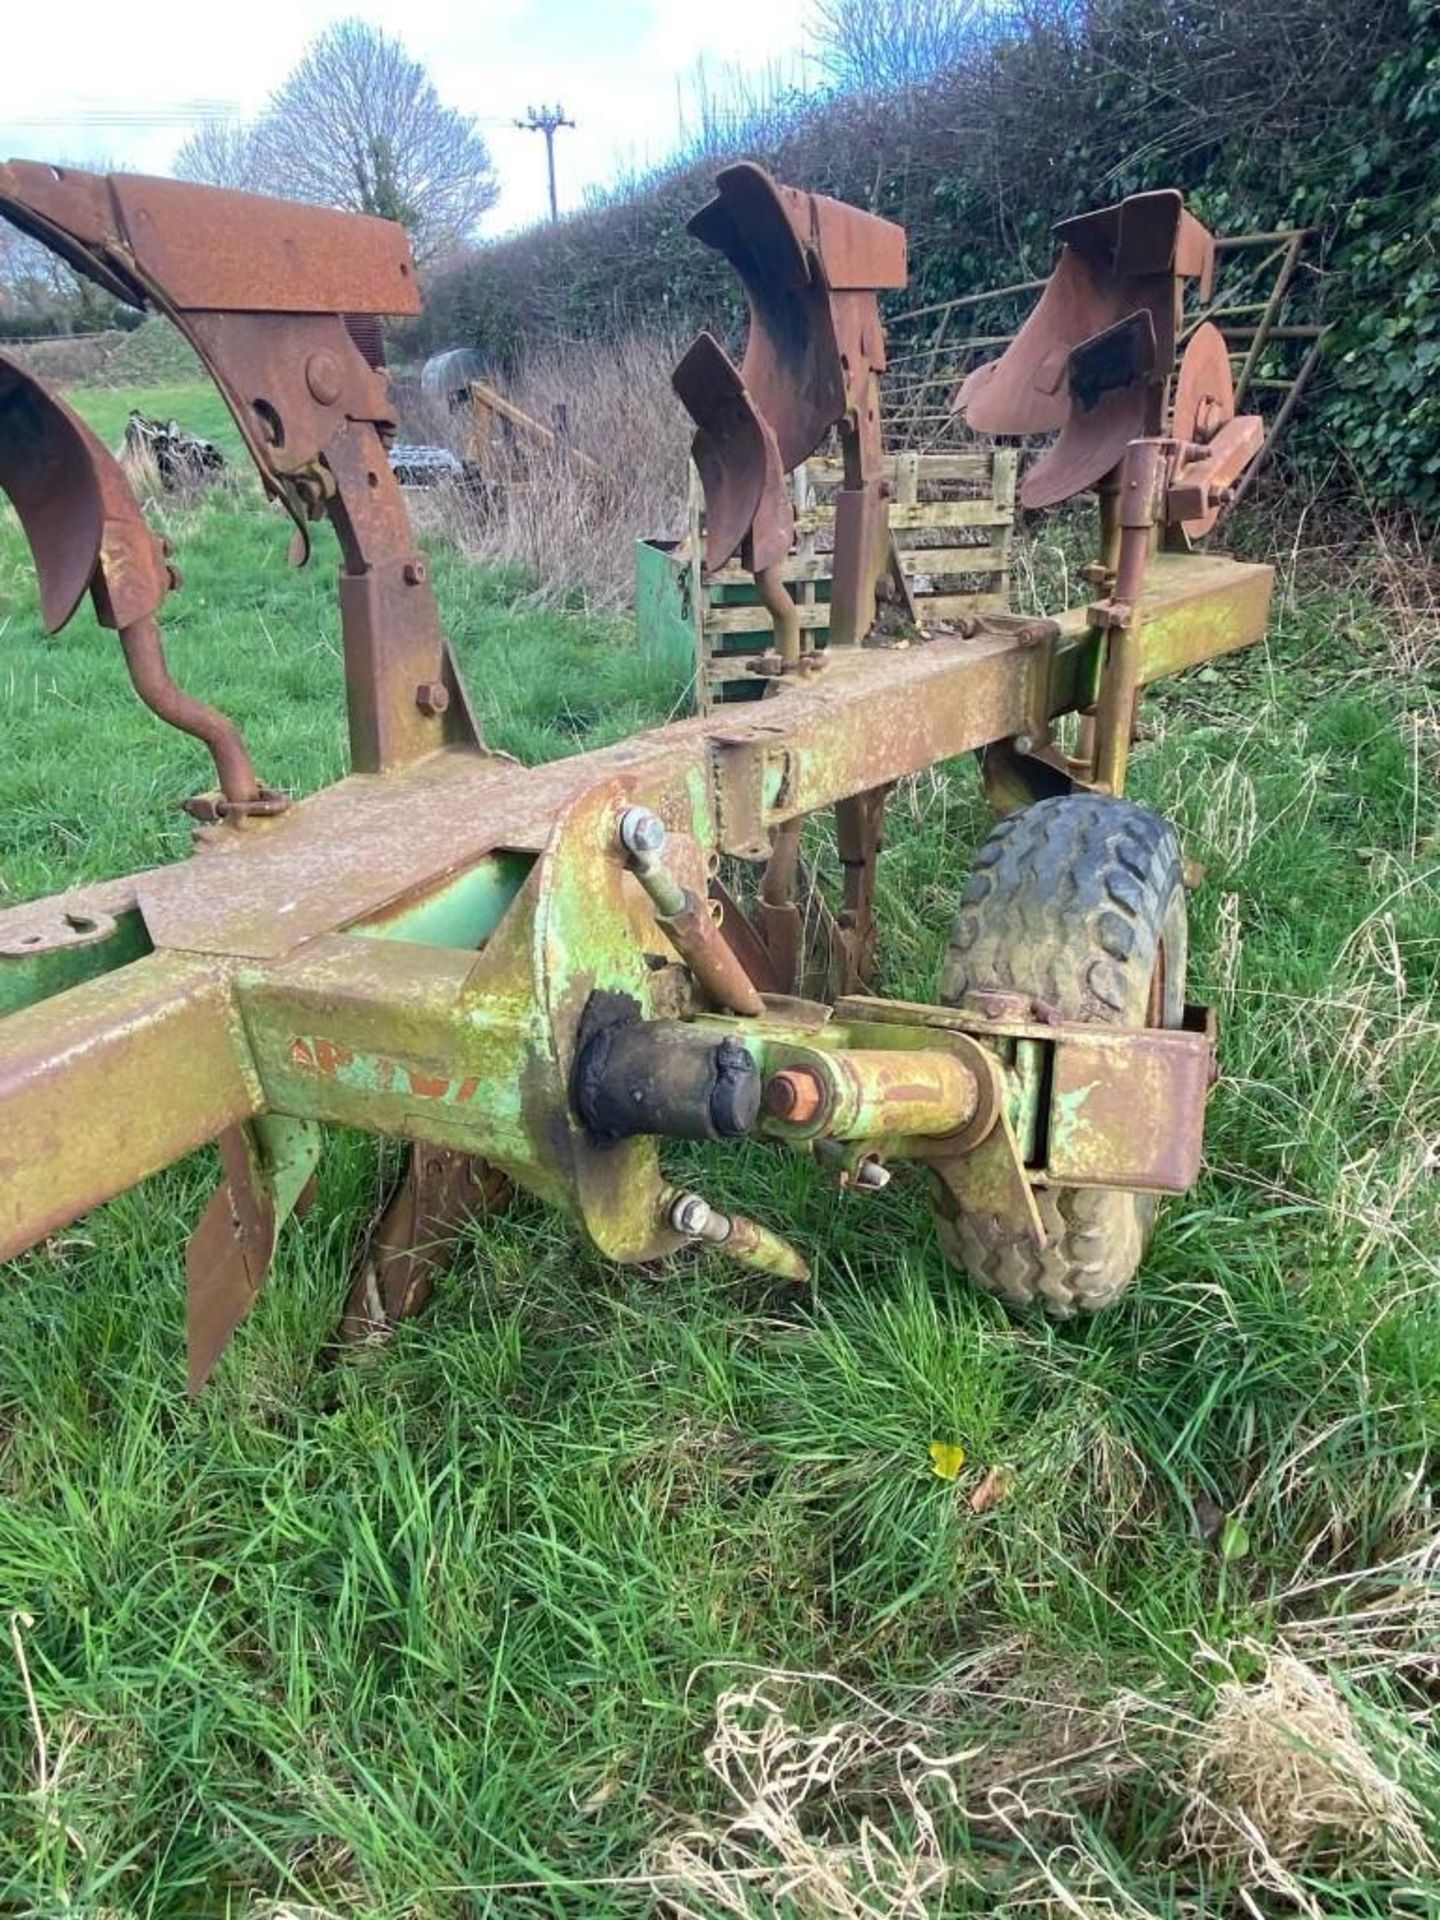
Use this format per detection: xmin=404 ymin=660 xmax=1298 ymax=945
xmin=1 ymin=386 xmax=1437 ymax=1918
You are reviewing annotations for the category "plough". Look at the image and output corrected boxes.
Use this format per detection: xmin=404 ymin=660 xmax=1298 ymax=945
xmin=0 ymin=160 xmax=1272 ymax=1384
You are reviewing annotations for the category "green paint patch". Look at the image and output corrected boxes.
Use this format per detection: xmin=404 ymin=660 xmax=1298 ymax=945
xmin=348 ymin=851 xmax=533 ymax=950
xmin=0 ymin=906 xmax=153 ymax=1017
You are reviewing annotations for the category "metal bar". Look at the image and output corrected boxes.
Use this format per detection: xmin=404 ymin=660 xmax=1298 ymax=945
xmin=1235 ymin=229 xmax=1305 ymax=406
xmin=1130 ymin=552 xmax=1275 ymax=682
xmin=755 ymin=565 xmax=802 ymax=667
xmin=1230 ymin=336 xmax=1330 ymax=508
xmin=119 ymin=617 xmax=264 ymax=807
xmin=462 ymin=378 xmax=608 ymax=478
xmin=763 ymin=1047 xmax=980 ymax=1141
xmin=236 ymin=937 xmax=534 ymax=1164
xmin=1202 ymin=322 xmax=1327 ymax=340
xmin=1213 ymin=226 xmax=1314 ymax=249
xmin=325 ymin=422 xmax=484 ymax=774
xmin=888 ymin=277 xmax=1047 ymax=326
xmin=0 ymin=955 xmax=261 ymax=1260
xmin=1091 ymin=444 xmax=1165 ymax=795
xmin=0 ymin=559 xmax=1273 ymax=977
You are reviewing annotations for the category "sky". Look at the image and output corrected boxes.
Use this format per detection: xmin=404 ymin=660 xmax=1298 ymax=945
xmin=1 ymin=0 xmax=817 ymax=236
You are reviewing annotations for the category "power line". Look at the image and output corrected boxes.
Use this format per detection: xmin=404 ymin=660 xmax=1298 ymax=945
xmin=513 ymin=103 xmax=574 ymax=223
xmin=3 ymin=99 xmax=237 ymax=128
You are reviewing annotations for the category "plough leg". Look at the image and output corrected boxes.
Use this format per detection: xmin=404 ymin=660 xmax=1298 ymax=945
xmin=757 ymin=818 xmax=805 ymax=994
xmin=187 ymin=1115 xmax=321 ymax=1391
xmin=338 ymin=1147 xmax=511 ymax=1341
xmin=832 ymin=784 xmax=889 ymax=995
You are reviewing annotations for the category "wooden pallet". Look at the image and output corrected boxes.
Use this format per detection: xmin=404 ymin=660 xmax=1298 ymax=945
xmin=637 ymin=448 xmax=1018 ymax=710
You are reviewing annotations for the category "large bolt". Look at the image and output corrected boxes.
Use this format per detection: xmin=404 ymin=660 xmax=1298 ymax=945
xmin=416 ymin=681 xmax=450 ymax=717
xmin=305 ymin=351 xmax=343 ymax=406
xmin=403 ymin=559 xmax=428 ymax=586
xmin=853 ymin=1157 xmax=892 ymax=1191
xmin=669 ymin=1191 xmax=713 ymax=1236
xmin=618 ymin=806 xmax=666 ymax=857
xmin=762 ymin=1067 xmax=825 ymax=1126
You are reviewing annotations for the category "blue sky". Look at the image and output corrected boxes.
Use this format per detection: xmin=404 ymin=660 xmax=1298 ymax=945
xmin=1 ymin=0 xmax=817 ymax=235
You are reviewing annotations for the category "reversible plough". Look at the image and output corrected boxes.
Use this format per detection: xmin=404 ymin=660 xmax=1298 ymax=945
xmin=0 ymin=161 xmax=1273 ymax=1383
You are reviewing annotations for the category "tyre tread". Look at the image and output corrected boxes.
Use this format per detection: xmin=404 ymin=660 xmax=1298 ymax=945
xmin=934 ymin=794 xmax=1184 ymax=1317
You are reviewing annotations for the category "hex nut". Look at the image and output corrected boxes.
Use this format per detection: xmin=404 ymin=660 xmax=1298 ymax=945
xmin=669 ymin=1191 xmax=712 ymax=1236
xmin=415 ymin=681 xmax=450 ymax=717
xmin=618 ymin=807 xmax=666 ymax=857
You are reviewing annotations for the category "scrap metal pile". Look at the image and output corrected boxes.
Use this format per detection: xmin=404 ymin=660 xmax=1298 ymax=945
xmin=122 ymin=408 xmax=225 ymax=491
xmin=0 ymin=158 xmax=1273 ymax=1382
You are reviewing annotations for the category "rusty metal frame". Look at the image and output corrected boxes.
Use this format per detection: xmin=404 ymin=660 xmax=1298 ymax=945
xmin=0 ymin=162 xmax=1274 ymax=1383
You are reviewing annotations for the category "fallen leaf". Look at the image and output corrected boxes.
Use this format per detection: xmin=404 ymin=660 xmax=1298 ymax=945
xmin=968 ymin=1464 xmax=1015 ymax=1513
xmin=928 ymin=1440 xmax=966 ymax=1481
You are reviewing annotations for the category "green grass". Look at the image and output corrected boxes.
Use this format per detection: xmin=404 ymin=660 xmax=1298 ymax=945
xmin=63 ymin=382 xmax=245 ymax=463
xmin=96 ymin=319 xmax=209 ymax=394
xmin=0 ymin=388 xmax=1437 ymax=1918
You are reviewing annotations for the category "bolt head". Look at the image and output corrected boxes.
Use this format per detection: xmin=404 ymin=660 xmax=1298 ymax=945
xmin=762 ymin=1067 xmax=825 ymax=1126
xmin=415 ymin=681 xmax=450 ymax=717
xmin=669 ymin=1191 xmax=711 ymax=1236
xmin=403 ymin=559 xmax=428 ymax=586
xmin=854 ymin=1157 xmax=892 ymax=1191
xmin=618 ymin=806 xmax=666 ymax=856
xmin=305 ymin=351 xmax=343 ymax=406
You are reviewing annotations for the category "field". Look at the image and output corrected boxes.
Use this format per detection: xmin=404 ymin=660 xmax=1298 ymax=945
xmin=1 ymin=385 xmax=1437 ymax=1918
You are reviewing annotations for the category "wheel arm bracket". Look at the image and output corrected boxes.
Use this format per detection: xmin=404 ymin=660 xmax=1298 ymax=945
xmin=830 ymin=993 xmax=1217 ymax=1192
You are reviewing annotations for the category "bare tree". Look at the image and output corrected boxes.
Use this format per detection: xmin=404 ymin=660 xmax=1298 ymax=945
xmin=811 ymin=0 xmax=991 ymax=93
xmin=172 ymin=119 xmax=267 ymax=193
xmin=0 ymin=159 xmax=126 ymax=332
xmin=248 ymin=20 xmax=498 ymax=261
xmin=0 ymin=224 xmax=20 ymax=316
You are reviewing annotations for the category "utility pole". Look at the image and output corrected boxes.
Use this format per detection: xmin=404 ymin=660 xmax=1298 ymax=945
xmin=514 ymin=104 xmax=575 ymax=223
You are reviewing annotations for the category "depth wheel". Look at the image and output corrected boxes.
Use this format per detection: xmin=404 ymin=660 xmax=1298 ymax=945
xmin=932 ymin=793 xmax=1187 ymax=1315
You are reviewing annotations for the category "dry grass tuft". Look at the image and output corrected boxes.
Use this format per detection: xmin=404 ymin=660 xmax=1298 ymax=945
xmin=651 ymin=1671 xmax=951 ymax=1918
xmin=649 ymin=1616 xmax=1440 ymax=1920
xmin=1367 ymin=514 xmax=1440 ymax=684
xmin=116 ymin=432 xmax=163 ymax=502
xmin=412 ymin=330 xmax=691 ymax=612
xmin=647 ymin=1655 xmax=1148 ymax=1918
xmin=1181 ymin=1649 xmax=1437 ymax=1901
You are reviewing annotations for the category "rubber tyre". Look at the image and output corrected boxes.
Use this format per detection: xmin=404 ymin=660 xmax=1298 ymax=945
xmin=932 ymin=793 xmax=1187 ymax=1316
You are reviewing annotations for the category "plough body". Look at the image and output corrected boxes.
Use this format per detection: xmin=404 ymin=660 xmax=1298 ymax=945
xmin=0 ymin=161 xmax=1273 ymax=1377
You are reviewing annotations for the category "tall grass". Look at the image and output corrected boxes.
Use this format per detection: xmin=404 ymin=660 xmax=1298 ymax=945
xmin=410 ymin=329 xmax=693 ymax=613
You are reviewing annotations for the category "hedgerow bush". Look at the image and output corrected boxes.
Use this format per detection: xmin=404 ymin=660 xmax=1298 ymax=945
xmin=416 ymin=0 xmax=1438 ymax=518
